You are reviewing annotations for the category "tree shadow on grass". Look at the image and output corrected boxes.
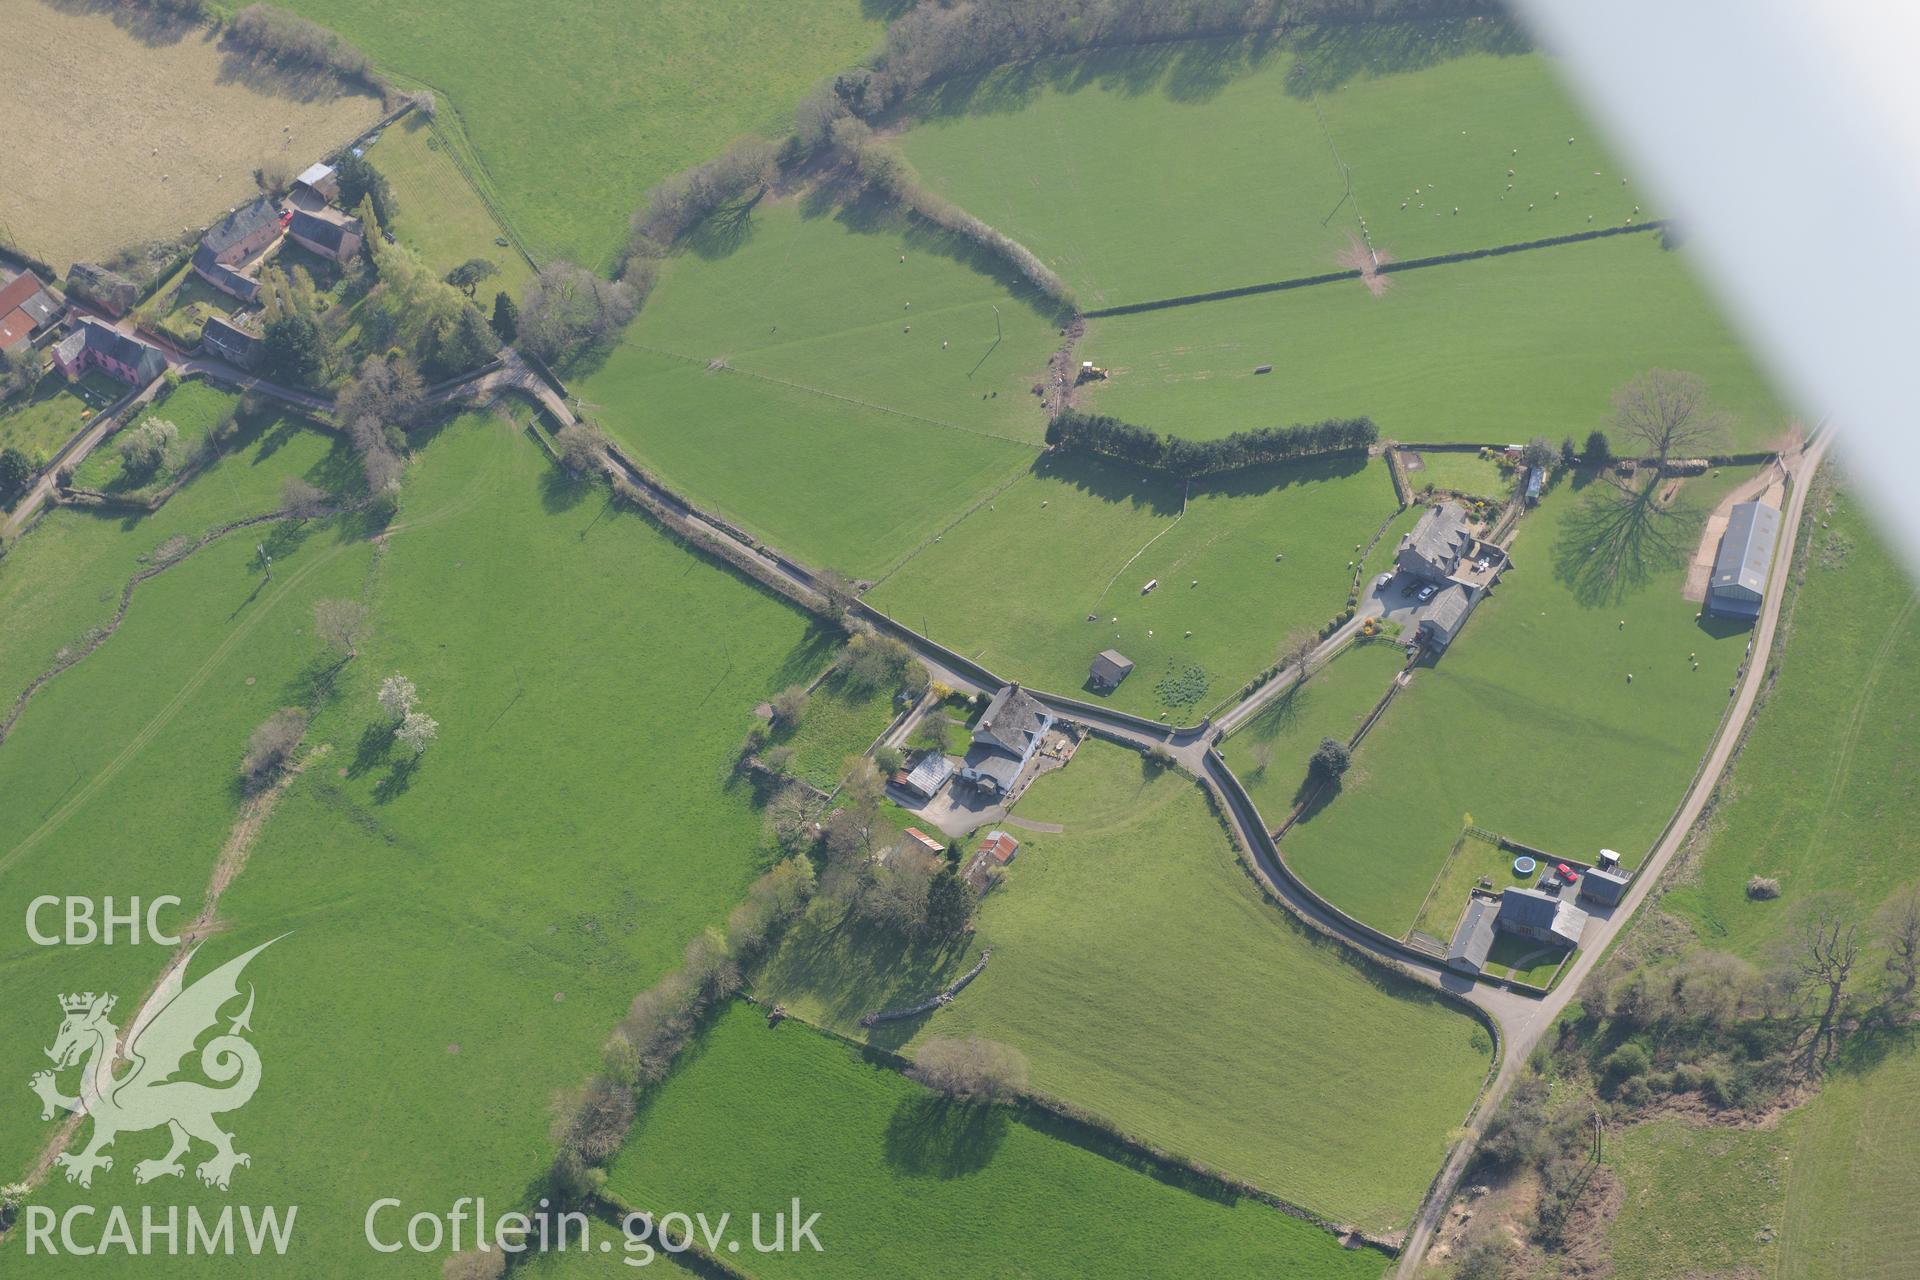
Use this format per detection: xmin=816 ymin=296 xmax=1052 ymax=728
xmin=882 ymin=1096 xmax=1008 ymax=1178
xmin=1284 ymin=14 xmax=1533 ymax=98
xmin=349 ymin=718 xmax=395 ymax=780
xmin=753 ymin=901 xmax=968 ymax=1047
xmin=1014 ymin=1102 xmax=1241 ymax=1206
xmin=1551 ymin=476 xmax=1696 ymax=607
xmin=40 ymin=0 xmax=200 ymax=47
xmin=539 ymin=464 xmax=593 ymax=514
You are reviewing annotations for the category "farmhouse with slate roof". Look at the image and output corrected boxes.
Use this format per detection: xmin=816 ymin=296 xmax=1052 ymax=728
xmin=1445 ymin=886 xmax=1589 ymax=975
xmin=959 ymin=684 xmax=1053 ymax=797
xmin=1397 ymin=501 xmax=1474 ymax=583
xmin=201 ymin=314 xmax=264 ymax=371
xmin=1706 ymin=501 xmax=1781 ymax=620
xmin=52 ymin=319 xmax=166 ymax=386
xmin=1396 ymin=501 xmax=1511 ymax=652
xmin=287 ymin=208 xmax=365 ymax=263
xmin=192 ymin=197 xmax=284 ymax=302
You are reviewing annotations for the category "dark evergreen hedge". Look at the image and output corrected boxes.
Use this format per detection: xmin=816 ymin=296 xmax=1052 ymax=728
xmin=1045 ymin=410 xmax=1376 ymax=478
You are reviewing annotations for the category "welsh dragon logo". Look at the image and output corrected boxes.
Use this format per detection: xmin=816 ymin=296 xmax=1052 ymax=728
xmin=29 ymin=937 xmax=280 ymax=1191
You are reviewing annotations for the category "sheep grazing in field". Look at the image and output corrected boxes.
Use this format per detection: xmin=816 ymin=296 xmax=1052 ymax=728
xmin=1567 ymin=136 xmax=1575 ymax=144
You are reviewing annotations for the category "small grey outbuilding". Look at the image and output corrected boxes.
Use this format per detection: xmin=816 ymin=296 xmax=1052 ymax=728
xmin=1089 ymin=649 xmax=1134 ymax=691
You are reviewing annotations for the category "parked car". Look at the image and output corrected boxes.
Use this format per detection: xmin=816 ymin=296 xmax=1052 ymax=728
xmin=1377 ymin=572 xmax=1394 ymax=589
xmin=1556 ymin=863 xmax=1579 ymax=883
xmin=1416 ymin=584 xmax=1437 ymax=602
xmin=1400 ymin=579 xmax=1419 ymax=597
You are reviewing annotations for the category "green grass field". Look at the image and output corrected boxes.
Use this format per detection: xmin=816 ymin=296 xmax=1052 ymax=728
xmin=1400 ymin=448 xmax=1509 ymax=500
xmin=756 ymin=740 xmax=1489 ymax=1231
xmin=1775 ymin=1039 xmax=1920 ymax=1279
xmin=1220 ymin=637 xmax=1407 ymax=821
xmin=68 ymin=379 xmax=239 ymax=491
xmin=0 ymin=373 xmax=113 ymax=469
xmin=580 ymin=344 xmax=1033 ymax=575
xmin=1604 ymin=1117 xmax=1794 ymax=1280
xmin=282 ymin=0 xmax=884 ymax=269
xmin=1281 ymin=466 xmax=1760 ymax=934
xmin=608 ymin=1001 xmax=1390 ymax=1280
xmin=778 ymin=670 xmax=899 ymax=790
xmin=366 ymin=113 xmax=537 ymax=301
xmin=1661 ymin=477 xmax=1920 ymax=955
xmin=610 ymin=197 xmax=1064 ymax=442
xmin=866 ymin=453 xmax=1396 ymax=717
xmin=4 ymin=413 xmax=844 ymax=1272
xmin=898 ymin=26 xmax=1636 ymax=309
xmin=1078 ymin=235 xmax=1791 ymax=452
xmin=0 ymin=419 xmax=364 ymax=1183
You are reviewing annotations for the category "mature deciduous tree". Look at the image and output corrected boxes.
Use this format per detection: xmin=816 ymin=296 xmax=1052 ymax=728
xmin=313 ymin=598 xmax=370 ymax=660
xmin=1611 ymin=369 xmax=1730 ymax=465
xmin=907 ymin=1037 xmax=1027 ymax=1101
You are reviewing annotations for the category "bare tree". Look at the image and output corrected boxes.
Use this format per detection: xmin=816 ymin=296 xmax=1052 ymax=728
xmin=764 ymin=781 xmax=817 ymax=853
xmin=1796 ymin=898 xmax=1860 ymax=1062
xmin=337 ymin=355 xmax=426 ymax=432
xmin=907 ymin=1037 xmax=1028 ymax=1101
xmin=553 ymin=421 xmax=610 ymax=478
xmin=280 ymin=475 xmax=329 ymax=519
xmin=770 ymin=684 xmax=810 ymax=730
xmin=813 ymin=568 xmax=859 ymax=623
xmin=443 ymin=1246 xmax=507 ymax=1280
xmin=1611 ymin=369 xmax=1730 ymax=466
xmin=313 ymin=598 xmax=370 ymax=661
xmin=241 ymin=708 xmax=309 ymax=790
xmin=1877 ymin=884 xmax=1920 ymax=1005
xmin=1277 ymin=627 xmax=1318 ymax=688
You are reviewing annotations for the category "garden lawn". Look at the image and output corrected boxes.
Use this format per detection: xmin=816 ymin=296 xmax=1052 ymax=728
xmin=1406 ymin=832 xmax=1517 ymax=943
xmin=778 ymin=671 xmax=899 ymax=790
xmin=756 ymin=740 xmax=1491 ymax=1232
xmin=898 ymin=24 xmax=1617 ymax=309
xmin=145 ymin=268 xmax=238 ymax=348
xmin=608 ymin=1001 xmax=1390 ymax=1280
xmin=366 ymin=113 xmax=536 ymax=300
xmin=281 ymin=0 xmax=884 ymax=269
xmin=577 ymin=343 xmax=1033 ymax=576
xmin=1400 ymin=448 xmax=1509 ymax=501
xmin=0 ymin=373 xmax=104 ymax=469
xmin=0 ymin=421 xmax=366 ymax=1181
xmin=1078 ymin=234 xmax=1791 ymax=453
xmin=1604 ymin=1117 xmax=1795 ymax=1280
xmin=1220 ymin=636 xmax=1407 ymax=824
xmin=1661 ymin=476 xmax=1920 ymax=955
xmin=1281 ymin=467 xmax=1762 ymax=935
xmin=615 ymin=198 xmax=1063 ymax=443
xmin=69 ymin=379 xmax=240 ymax=491
xmin=866 ymin=452 xmax=1397 ymax=718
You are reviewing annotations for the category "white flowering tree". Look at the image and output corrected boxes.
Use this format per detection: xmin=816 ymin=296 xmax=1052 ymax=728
xmin=377 ymin=673 xmax=417 ymax=722
xmin=396 ymin=710 xmax=439 ymax=756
